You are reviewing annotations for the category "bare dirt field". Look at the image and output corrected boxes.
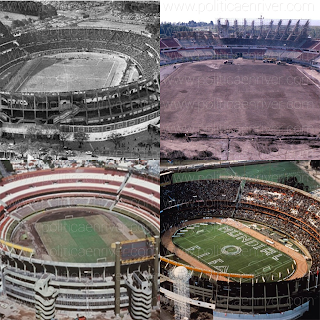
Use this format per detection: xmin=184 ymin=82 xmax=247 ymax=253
xmin=160 ymin=134 xmax=320 ymax=160
xmin=161 ymin=59 xmax=320 ymax=160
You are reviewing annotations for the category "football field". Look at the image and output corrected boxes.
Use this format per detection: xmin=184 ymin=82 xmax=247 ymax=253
xmin=161 ymin=59 xmax=320 ymax=136
xmin=14 ymin=52 xmax=128 ymax=93
xmin=172 ymin=223 xmax=295 ymax=282
xmin=35 ymin=213 xmax=146 ymax=263
xmin=36 ymin=216 xmax=112 ymax=263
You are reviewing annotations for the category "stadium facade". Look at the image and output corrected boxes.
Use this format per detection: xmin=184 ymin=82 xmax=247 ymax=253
xmin=160 ymin=18 xmax=320 ymax=68
xmin=160 ymin=173 xmax=320 ymax=319
xmin=0 ymin=23 xmax=160 ymax=141
xmin=0 ymin=167 xmax=160 ymax=320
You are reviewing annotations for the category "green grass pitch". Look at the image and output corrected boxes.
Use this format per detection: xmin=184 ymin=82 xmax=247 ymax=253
xmin=173 ymin=161 xmax=319 ymax=191
xmin=35 ymin=214 xmax=147 ymax=263
xmin=172 ymin=223 xmax=295 ymax=282
xmin=36 ymin=216 xmax=111 ymax=263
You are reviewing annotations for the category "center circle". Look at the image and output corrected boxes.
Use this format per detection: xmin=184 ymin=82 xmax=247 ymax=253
xmin=221 ymin=245 xmax=242 ymax=255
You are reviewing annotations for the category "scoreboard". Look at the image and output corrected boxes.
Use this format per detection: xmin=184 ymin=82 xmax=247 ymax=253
xmin=120 ymin=238 xmax=155 ymax=262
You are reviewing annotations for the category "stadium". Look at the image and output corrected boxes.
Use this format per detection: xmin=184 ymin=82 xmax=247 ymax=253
xmin=160 ymin=19 xmax=319 ymax=66
xmin=0 ymin=166 xmax=160 ymax=320
xmin=0 ymin=21 xmax=160 ymax=141
xmin=160 ymin=168 xmax=320 ymax=319
xmin=160 ymin=19 xmax=320 ymax=159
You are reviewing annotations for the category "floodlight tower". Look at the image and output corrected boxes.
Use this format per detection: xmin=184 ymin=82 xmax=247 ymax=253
xmin=258 ymin=15 xmax=264 ymax=39
xmin=265 ymin=20 xmax=274 ymax=39
xmin=170 ymin=266 xmax=190 ymax=320
xmin=280 ymin=19 xmax=292 ymax=40
xmin=234 ymin=20 xmax=239 ymax=38
xmin=243 ymin=18 xmax=247 ymax=37
xmin=250 ymin=20 xmax=255 ymax=39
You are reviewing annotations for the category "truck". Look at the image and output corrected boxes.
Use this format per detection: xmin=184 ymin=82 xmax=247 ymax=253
xmin=263 ymin=58 xmax=277 ymax=63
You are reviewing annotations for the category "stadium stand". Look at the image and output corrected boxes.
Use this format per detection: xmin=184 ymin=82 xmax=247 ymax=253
xmin=0 ymin=28 xmax=160 ymax=141
xmin=0 ymin=167 xmax=159 ymax=319
xmin=161 ymin=177 xmax=320 ymax=317
xmin=160 ymin=38 xmax=181 ymax=49
xmin=0 ymin=21 xmax=13 ymax=44
xmin=160 ymin=21 xmax=320 ymax=65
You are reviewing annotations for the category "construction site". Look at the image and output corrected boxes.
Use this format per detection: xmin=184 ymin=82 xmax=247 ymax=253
xmin=160 ymin=18 xmax=320 ymax=160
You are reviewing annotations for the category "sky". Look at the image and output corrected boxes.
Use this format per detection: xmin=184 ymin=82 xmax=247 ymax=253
xmin=161 ymin=0 xmax=320 ymax=25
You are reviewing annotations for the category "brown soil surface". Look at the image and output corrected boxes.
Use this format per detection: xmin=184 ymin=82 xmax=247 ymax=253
xmin=161 ymin=59 xmax=320 ymax=160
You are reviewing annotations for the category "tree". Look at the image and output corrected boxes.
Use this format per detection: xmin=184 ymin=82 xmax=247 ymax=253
xmin=146 ymin=20 xmax=160 ymax=37
xmin=310 ymin=160 xmax=320 ymax=170
xmin=59 ymin=132 xmax=72 ymax=147
xmin=110 ymin=133 xmax=125 ymax=150
xmin=43 ymin=125 xmax=59 ymax=140
xmin=166 ymin=150 xmax=187 ymax=160
xmin=278 ymin=176 xmax=309 ymax=192
xmin=26 ymin=126 xmax=41 ymax=142
xmin=160 ymin=23 xmax=191 ymax=37
xmin=11 ymin=19 xmax=25 ymax=29
xmin=74 ymin=132 xmax=88 ymax=148
xmin=21 ymin=19 xmax=29 ymax=25
xmin=0 ymin=1 xmax=57 ymax=19
xmin=188 ymin=20 xmax=197 ymax=27
xmin=16 ymin=143 xmax=29 ymax=158
xmin=39 ymin=4 xmax=57 ymax=20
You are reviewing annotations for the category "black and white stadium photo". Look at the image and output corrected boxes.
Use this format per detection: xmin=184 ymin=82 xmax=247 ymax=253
xmin=0 ymin=0 xmax=160 ymax=161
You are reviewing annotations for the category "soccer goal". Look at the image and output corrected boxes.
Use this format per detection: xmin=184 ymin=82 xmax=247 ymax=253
xmin=97 ymin=257 xmax=107 ymax=263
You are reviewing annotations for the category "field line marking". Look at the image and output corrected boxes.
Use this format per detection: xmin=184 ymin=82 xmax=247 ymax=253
xmin=296 ymin=67 xmax=320 ymax=91
xmin=270 ymin=259 xmax=293 ymax=277
xmin=238 ymin=256 xmax=271 ymax=274
xmin=103 ymin=61 xmax=115 ymax=87
xmin=15 ymin=64 xmax=34 ymax=92
xmin=244 ymin=255 xmax=272 ymax=269
xmin=187 ymin=222 xmax=294 ymax=278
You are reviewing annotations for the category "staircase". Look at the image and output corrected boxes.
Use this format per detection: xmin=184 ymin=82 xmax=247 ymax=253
xmin=0 ymin=112 xmax=9 ymax=123
xmin=110 ymin=172 xmax=131 ymax=211
xmin=232 ymin=180 xmax=246 ymax=217
xmin=117 ymin=172 xmax=131 ymax=194
xmin=53 ymin=105 xmax=80 ymax=124
xmin=0 ymin=161 xmax=11 ymax=178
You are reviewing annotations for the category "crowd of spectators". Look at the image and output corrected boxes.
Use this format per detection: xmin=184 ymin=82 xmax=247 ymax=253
xmin=161 ymin=179 xmax=240 ymax=210
xmin=161 ymin=202 xmax=235 ymax=233
xmin=234 ymin=206 xmax=320 ymax=273
xmin=242 ymin=182 xmax=320 ymax=234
